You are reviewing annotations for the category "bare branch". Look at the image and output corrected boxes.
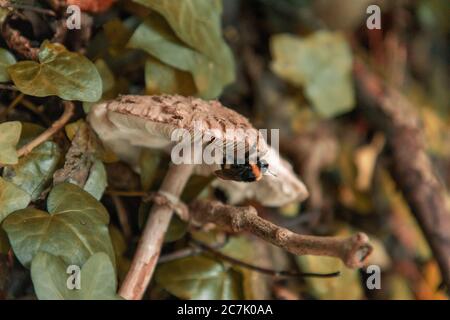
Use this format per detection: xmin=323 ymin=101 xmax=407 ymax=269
xmin=189 ymin=200 xmax=373 ymax=268
xmin=190 ymin=237 xmax=341 ymax=278
xmin=354 ymin=58 xmax=450 ymax=291
xmin=119 ymin=164 xmax=194 ymax=300
xmin=17 ymin=101 xmax=74 ymax=157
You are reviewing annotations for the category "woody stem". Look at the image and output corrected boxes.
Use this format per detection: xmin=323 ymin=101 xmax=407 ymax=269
xmin=119 ymin=163 xmax=193 ymax=300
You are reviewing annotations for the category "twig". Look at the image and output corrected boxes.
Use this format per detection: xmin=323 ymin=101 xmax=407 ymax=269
xmin=190 ymin=238 xmax=341 ymax=278
xmin=20 ymin=99 xmax=52 ymax=126
xmin=0 ymin=93 xmax=23 ymax=118
xmin=354 ymin=59 xmax=450 ymax=292
xmin=189 ymin=200 xmax=373 ymax=269
xmin=16 ymin=101 xmax=74 ymax=157
xmin=119 ymin=164 xmax=194 ymax=300
xmin=2 ymin=3 xmax=56 ymax=16
xmin=105 ymin=189 xmax=147 ymax=197
xmin=0 ymin=84 xmax=18 ymax=91
xmin=111 ymin=195 xmax=132 ymax=241
xmin=1 ymin=19 xmax=39 ymax=60
xmin=158 ymin=235 xmax=229 ymax=264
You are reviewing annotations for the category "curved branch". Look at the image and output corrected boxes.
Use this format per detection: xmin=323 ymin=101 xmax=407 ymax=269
xmin=354 ymin=58 xmax=450 ymax=291
xmin=17 ymin=101 xmax=74 ymax=157
xmin=189 ymin=200 xmax=373 ymax=268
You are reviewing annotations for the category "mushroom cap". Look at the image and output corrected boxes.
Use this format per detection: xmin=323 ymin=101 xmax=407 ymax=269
xmin=88 ymin=95 xmax=308 ymax=206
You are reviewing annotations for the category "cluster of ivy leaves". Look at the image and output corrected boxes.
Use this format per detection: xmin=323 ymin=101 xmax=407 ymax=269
xmin=0 ymin=0 xmax=360 ymax=300
xmin=0 ymin=0 xmax=240 ymax=300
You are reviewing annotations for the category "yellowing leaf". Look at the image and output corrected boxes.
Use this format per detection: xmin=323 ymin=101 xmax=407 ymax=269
xmin=0 ymin=48 xmax=16 ymax=82
xmin=3 ymin=183 xmax=115 ymax=268
xmin=0 ymin=177 xmax=31 ymax=223
xmin=271 ymin=32 xmax=355 ymax=117
xmin=31 ymin=251 xmax=121 ymax=300
xmin=145 ymin=57 xmax=196 ymax=96
xmin=155 ymin=256 xmax=243 ymax=299
xmin=0 ymin=121 xmax=21 ymax=165
xmin=8 ymin=41 xmax=102 ymax=102
xmin=296 ymin=255 xmax=363 ymax=299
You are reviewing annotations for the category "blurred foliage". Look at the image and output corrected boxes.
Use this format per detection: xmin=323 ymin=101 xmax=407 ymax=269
xmin=0 ymin=0 xmax=448 ymax=300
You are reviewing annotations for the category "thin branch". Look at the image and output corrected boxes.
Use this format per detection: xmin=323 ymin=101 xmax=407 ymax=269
xmin=111 ymin=195 xmax=132 ymax=241
xmin=189 ymin=200 xmax=373 ymax=268
xmin=354 ymin=58 xmax=450 ymax=292
xmin=20 ymin=99 xmax=52 ymax=126
xmin=2 ymin=20 xmax=39 ymax=60
xmin=158 ymin=235 xmax=229 ymax=264
xmin=190 ymin=238 xmax=341 ymax=278
xmin=119 ymin=164 xmax=194 ymax=300
xmin=105 ymin=189 xmax=147 ymax=197
xmin=0 ymin=84 xmax=19 ymax=91
xmin=0 ymin=93 xmax=23 ymax=118
xmin=17 ymin=101 xmax=75 ymax=157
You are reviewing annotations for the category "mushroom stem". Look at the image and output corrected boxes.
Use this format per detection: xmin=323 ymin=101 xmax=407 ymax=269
xmin=119 ymin=163 xmax=194 ymax=300
xmin=189 ymin=200 xmax=373 ymax=268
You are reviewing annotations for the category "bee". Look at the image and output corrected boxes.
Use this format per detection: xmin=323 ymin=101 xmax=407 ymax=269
xmin=214 ymin=158 xmax=269 ymax=182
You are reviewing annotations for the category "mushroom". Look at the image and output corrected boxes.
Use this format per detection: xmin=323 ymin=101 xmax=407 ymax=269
xmin=88 ymin=95 xmax=308 ymax=206
xmin=87 ymin=94 xmax=309 ymax=300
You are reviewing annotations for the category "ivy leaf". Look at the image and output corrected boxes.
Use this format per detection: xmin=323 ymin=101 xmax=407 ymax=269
xmin=3 ymin=123 xmax=61 ymax=200
xmin=0 ymin=177 xmax=31 ymax=223
xmin=8 ymin=41 xmax=102 ymax=102
xmin=3 ymin=183 xmax=115 ymax=268
xmin=296 ymin=255 xmax=363 ymax=299
xmin=83 ymin=159 xmax=107 ymax=200
xmin=133 ymin=0 xmax=232 ymax=61
xmin=128 ymin=1 xmax=235 ymax=98
xmin=0 ymin=121 xmax=21 ymax=165
xmin=83 ymin=59 xmax=116 ymax=113
xmin=31 ymin=251 xmax=121 ymax=300
xmin=271 ymin=32 xmax=355 ymax=118
xmin=155 ymin=256 xmax=243 ymax=299
xmin=0 ymin=48 xmax=16 ymax=82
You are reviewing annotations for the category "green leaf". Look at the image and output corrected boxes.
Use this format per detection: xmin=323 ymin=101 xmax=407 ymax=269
xmin=83 ymin=159 xmax=107 ymax=200
xmin=155 ymin=256 xmax=243 ymax=299
xmin=139 ymin=149 xmax=161 ymax=191
xmin=0 ymin=48 xmax=16 ymax=82
xmin=0 ymin=177 xmax=31 ymax=223
xmin=0 ymin=121 xmax=21 ymax=165
xmin=128 ymin=2 xmax=235 ymax=99
xmin=271 ymin=32 xmax=355 ymax=117
xmin=31 ymin=251 xmax=121 ymax=300
xmin=163 ymin=215 xmax=187 ymax=243
xmin=8 ymin=41 xmax=102 ymax=102
xmin=83 ymin=59 xmax=115 ymax=113
xmin=3 ymin=183 xmax=115 ymax=268
xmin=296 ymin=255 xmax=363 ymax=299
xmin=3 ymin=141 xmax=61 ymax=201
xmin=134 ymin=0 xmax=231 ymax=60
